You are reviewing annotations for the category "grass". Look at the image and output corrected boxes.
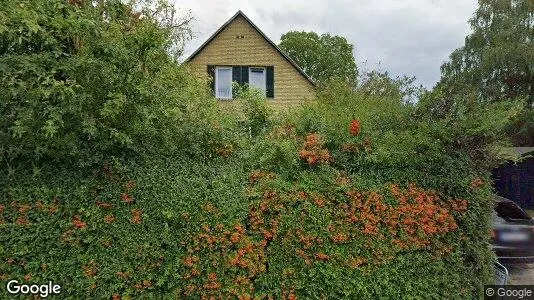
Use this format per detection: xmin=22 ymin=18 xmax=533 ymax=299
xmin=527 ymin=210 xmax=534 ymax=217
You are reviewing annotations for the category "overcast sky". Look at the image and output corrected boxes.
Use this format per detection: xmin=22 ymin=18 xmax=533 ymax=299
xmin=175 ymin=0 xmax=478 ymax=88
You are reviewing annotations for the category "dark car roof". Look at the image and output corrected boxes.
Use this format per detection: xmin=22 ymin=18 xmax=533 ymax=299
xmin=494 ymin=196 xmax=533 ymax=221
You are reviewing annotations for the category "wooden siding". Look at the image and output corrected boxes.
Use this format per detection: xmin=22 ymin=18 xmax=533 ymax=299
xmin=187 ymin=15 xmax=316 ymax=108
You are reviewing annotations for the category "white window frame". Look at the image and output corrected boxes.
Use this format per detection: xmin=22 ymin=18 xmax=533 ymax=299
xmin=248 ymin=67 xmax=266 ymax=97
xmin=215 ymin=66 xmax=233 ymax=99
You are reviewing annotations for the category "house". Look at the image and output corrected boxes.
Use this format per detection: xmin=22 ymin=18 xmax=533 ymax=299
xmin=185 ymin=10 xmax=316 ymax=108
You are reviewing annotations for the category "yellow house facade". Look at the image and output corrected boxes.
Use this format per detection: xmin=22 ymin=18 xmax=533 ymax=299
xmin=185 ymin=11 xmax=316 ymax=109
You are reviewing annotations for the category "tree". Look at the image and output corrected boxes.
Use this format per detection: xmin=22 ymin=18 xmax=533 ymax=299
xmin=278 ymin=31 xmax=358 ymax=86
xmin=0 ymin=0 xmax=222 ymax=169
xmin=358 ymin=69 xmax=424 ymax=104
xmin=440 ymin=0 xmax=533 ymax=104
xmin=429 ymin=0 xmax=534 ymax=145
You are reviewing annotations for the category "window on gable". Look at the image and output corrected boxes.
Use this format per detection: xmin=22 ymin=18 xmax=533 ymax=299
xmin=209 ymin=65 xmax=274 ymax=99
xmin=248 ymin=67 xmax=266 ymax=96
xmin=215 ymin=67 xmax=232 ymax=99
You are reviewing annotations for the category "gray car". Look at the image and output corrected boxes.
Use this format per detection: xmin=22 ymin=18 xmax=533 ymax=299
xmin=491 ymin=197 xmax=534 ymax=263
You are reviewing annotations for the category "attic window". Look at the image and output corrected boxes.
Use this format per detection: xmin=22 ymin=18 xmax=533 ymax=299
xmin=248 ymin=67 xmax=266 ymax=96
xmin=215 ymin=67 xmax=232 ymax=99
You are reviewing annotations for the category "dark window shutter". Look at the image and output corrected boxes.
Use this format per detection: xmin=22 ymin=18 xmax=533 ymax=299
xmin=241 ymin=66 xmax=249 ymax=85
xmin=266 ymin=66 xmax=274 ymax=98
xmin=232 ymin=66 xmax=241 ymax=97
xmin=207 ymin=65 xmax=215 ymax=96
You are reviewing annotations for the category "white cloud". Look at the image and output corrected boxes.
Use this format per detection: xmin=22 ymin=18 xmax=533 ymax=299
xmin=175 ymin=0 xmax=478 ymax=88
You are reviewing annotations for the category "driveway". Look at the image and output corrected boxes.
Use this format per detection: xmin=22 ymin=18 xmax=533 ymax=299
xmin=507 ymin=263 xmax=534 ymax=285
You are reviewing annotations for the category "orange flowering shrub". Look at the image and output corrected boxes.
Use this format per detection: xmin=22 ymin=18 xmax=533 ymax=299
xmin=121 ymin=193 xmax=134 ymax=204
xmin=237 ymin=170 xmax=480 ymax=298
xmin=450 ymin=199 xmax=469 ymax=212
xmin=72 ymin=216 xmax=87 ymax=229
xmin=83 ymin=261 xmax=97 ymax=278
xmin=1 ymin=118 xmax=494 ymax=299
xmin=314 ymin=253 xmax=329 ymax=261
xmin=177 ymin=219 xmax=267 ymax=299
xmin=130 ymin=209 xmax=142 ymax=224
xmin=15 ymin=216 xmax=30 ymax=226
xmin=349 ymin=119 xmax=361 ymax=136
xmin=298 ymin=133 xmax=332 ymax=166
xmin=248 ymin=170 xmax=275 ymax=184
xmin=104 ymin=214 xmax=115 ymax=224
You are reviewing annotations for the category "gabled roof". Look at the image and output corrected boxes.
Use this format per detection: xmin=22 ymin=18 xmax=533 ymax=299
xmin=184 ymin=10 xmax=315 ymax=86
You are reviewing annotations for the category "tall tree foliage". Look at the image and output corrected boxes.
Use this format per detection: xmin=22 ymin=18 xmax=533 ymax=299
xmin=278 ymin=31 xmax=358 ymax=86
xmin=358 ymin=69 xmax=424 ymax=104
xmin=434 ymin=0 xmax=533 ymax=145
xmin=0 ymin=0 xmax=222 ymax=169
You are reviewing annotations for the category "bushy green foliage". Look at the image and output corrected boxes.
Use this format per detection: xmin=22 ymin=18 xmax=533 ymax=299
xmin=1 ymin=73 xmax=510 ymax=298
xmin=234 ymin=85 xmax=274 ymax=137
xmin=278 ymin=31 xmax=358 ymax=86
xmin=432 ymin=0 xmax=533 ymax=145
xmin=0 ymin=0 xmax=223 ymax=169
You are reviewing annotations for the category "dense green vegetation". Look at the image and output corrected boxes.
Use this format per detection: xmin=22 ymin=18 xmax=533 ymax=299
xmin=427 ymin=0 xmax=534 ymax=146
xmin=0 ymin=0 xmax=526 ymax=299
xmin=278 ymin=32 xmax=358 ymax=87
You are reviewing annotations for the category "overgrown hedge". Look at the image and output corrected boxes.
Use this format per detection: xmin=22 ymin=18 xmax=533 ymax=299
xmin=0 ymin=91 xmax=499 ymax=298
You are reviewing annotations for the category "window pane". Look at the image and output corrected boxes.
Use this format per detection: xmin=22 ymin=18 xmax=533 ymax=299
xmin=249 ymin=67 xmax=266 ymax=95
xmin=216 ymin=68 xmax=232 ymax=99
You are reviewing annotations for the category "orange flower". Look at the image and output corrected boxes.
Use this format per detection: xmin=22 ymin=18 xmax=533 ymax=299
xmin=314 ymin=197 xmax=325 ymax=208
xmin=349 ymin=119 xmax=361 ymax=136
xmin=331 ymin=233 xmax=348 ymax=243
xmin=18 ymin=204 xmax=31 ymax=214
xmin=297 ymin=191 xmax=308 ymax=199
xmin=121 ymin=193 xmax=134 ymax=203
xmin=183 ymin=256 xmax=199 ymax=267
xmin=48 ymin=205 xmax=59 ymax=214
xmin=15 ymin=217 xmax=30 ymax=226
xmin=230 ymin=232 xmax=241 ymax=244
xmin=249 ymin=171 xmax=263 ymax=184
xmin=299 ymin=133 xmax=332 ymax=166
xmin=130 ymin=209 xmax=142 ymax=224
xmin=348 ymin=257 xmax=367 ymax=269
xmin=234 ymin=224 xmax=246 ymax=234
xmin=208 ymin=272 xmax=217 ymax=281
xmin=72 ymin=216 xmax=86 ymax=229
xmin=124 ymin=180 xmax=136 ymax=190
xmin=104 ymin=214 xmax=115 ymax=224
xmin=83 ymin=262 xmax=97 ymax=278
xmin=314 ymin=253 xmax=329 ymax=261
xmin=451 ymin=199 xmax=468 ymax=212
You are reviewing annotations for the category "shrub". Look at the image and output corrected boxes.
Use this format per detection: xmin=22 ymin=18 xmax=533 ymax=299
xmin=0 ymin=0 xmax=225 ymax=169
